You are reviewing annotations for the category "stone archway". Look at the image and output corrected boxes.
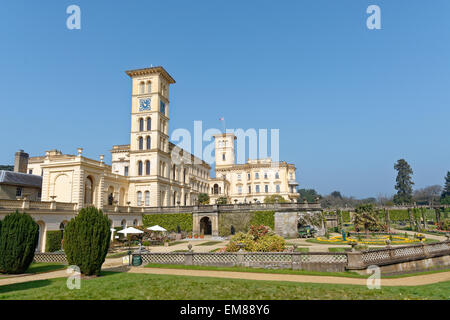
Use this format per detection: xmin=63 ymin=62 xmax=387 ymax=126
xmin=200 ymin=216 xmax=212 ymax=235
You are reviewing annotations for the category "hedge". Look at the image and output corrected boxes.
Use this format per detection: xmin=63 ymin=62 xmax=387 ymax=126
xmin=143 ymin=213 xmax=193 ymax=232
xmin=45 ymin=231 xmax=63 ymax=252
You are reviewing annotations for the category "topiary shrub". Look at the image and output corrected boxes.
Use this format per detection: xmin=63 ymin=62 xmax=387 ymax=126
xmin=63 ymin=206 xmax=111 ymax=276
xmin=0 ymin=210 xmax=39 ymax=274
xmin=45 ymin=231 xmax=63 ymax=252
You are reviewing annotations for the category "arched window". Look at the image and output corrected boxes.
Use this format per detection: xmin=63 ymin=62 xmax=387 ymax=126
xmin=145 ymin=191 xmax=150 ymax=206
xmin=138 ymin=161 xmax=143 ymax=176
xmin=139 ymin=82 xmax=145 ymax=94
xmin=121 ymin=219 xmax=127 ymax=229
xmin=146 ymin=81 xmax=151 ymax=93
xmin=146 ymin=117 xmax=151 ymax=131
xmin=146 ymin=136 xmax=151 ymax=150
xmin=139 ymin=118 xmax=144 ymax=131
xmin=133 ymin=219 xmax=138 ymax=227
xmin=138 ymin=137 xmax=143 ymax=150
xmin=145 ymin=160 xmax=150 ymax=175
xmin=213 ymin=184 xmax=219 ymax=194
xmin=137 ymin=191 xmax=142 ymax=206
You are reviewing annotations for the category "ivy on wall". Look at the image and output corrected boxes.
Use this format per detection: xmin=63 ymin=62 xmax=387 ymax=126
xmin=250 ymin=211 xmax=275 ymax=229
xmin=142 ymin=213 xmax=193 ymax=232
xmin=218 ymin=211 xmax=275 ymax=237
xmin=46 ymin=230 xmax=62 ymax=252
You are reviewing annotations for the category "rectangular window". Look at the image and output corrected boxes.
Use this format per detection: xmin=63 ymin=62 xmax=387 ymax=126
xmin=124 ymin=166 xmax=129 ymax=176
xmin=276 ymin=184 xmax=280 ymax=193
xmin=248 ymin=186 xmax=251 ymax=194
xmin=255 ymin=172 xmax=259 ymax=179
xmin=28 ymin=169 xmax=33 ymax=174
xmin=160 ymin=101 xmax=166 ymax=114
xmin=264 ymin=172 xmax=268 ymax=179
xmin=247 ymin=173 xmax=251 ymax=180
xmin=275 ymin=172 xmax=280 ymax=179
xmin=238 ymin=186 xmax=242 ymax=194
xmin=265 ymin=185 xmax=269 ymax=193
xmin=256 ymin=185 xmax=260 ymax=193
xmin=237 ymin=174 xmax=241 ymax=180
xmin=16 ymin=187 xmax=22 ymax=197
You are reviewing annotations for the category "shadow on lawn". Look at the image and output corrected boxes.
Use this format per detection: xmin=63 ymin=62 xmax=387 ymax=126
xmin=0 ymin=279 xmax=53 ymax=295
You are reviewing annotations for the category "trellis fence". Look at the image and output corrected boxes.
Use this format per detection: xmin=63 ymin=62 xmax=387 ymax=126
xmin=32 ymin=241 xmax=450 ymax=273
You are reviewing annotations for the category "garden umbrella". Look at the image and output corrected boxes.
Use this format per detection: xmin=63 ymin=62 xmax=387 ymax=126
xmin=118 ymin=227 xmax=144 ymax=251
xmin=147 ymin=225 xmax=167 ymax=232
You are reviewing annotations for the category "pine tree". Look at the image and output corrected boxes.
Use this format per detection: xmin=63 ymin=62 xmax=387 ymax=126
xmin=393 ymin=159 xmax=414 ymax=205
xmin=63 ymin=207 xmax=111 ymax=276
xmin=441 ymin=171 xmax=450 ymax=199
xmin=0 ymin=211 xmax=39 ymax=274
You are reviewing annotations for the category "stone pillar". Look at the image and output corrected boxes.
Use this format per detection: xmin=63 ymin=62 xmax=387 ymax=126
xmin=211 ymin=213 xmax=219 ymax=237
xmin=346 ymin=252 xmax=365 ymax=270
xmin=192 ymin=213 xmax=200 ymax=235
xmin=98 ymin=173 xmax=105 ymax=209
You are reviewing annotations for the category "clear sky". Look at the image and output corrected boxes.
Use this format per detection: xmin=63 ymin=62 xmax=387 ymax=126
xmin=0 ymin=1 xmax=449 ymax=198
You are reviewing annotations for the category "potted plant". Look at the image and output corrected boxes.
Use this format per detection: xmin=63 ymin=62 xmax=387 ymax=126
xmin=194 ymin=233 xmax=198 ymax=239
xmin=200 ymin=233 xmax=204 ymax=239
xmin=188 ymin=233 xmax=193 ymax=239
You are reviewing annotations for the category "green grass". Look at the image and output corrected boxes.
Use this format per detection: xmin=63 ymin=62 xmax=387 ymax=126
xmin=328 ymin=247 xmax=350 ymax=253
xmin=195 ymin=241 xmax=223 ymax=246
xmin=0 ymin=272 xmax=448 ymax=300
xmin=144 ymin=263 xmax=450 ymax=279
xmin=296 ymin=247 xmax=309 ymax=253
xmin=106 ymin=252 xmax=129 ymax=259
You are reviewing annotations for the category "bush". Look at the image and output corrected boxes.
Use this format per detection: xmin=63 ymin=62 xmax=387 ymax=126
xmin=63 ymin=207 xmax=111 ymax=276
xmin=0 ymin=211 xmax=39 ymax=274
xmin=143 ymin=213 xmax=192 ymax=232
xmin=225 ymin=225 xmax=285 ymax=252
xmin=46 ymin=231 xmax=63 ymax=252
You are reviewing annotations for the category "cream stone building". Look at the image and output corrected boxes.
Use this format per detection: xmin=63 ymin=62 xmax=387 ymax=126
xmin=209 ymin=133 xmax=299 ymax=204
xmin=24 ymin=66 xmax=298 ymax=210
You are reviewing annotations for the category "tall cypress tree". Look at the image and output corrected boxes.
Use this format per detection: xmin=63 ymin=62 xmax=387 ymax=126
xmin=0 ymin=211 xmax=39 ymax=274
xmin=441 ymin=171 xmax=450 ymax=199
xmin=63 ymin=207 xmax=111 ymax=276
xmin=393 ymin=159 xmax=414 ymax=205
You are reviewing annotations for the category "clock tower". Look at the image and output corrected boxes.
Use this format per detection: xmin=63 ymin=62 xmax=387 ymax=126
xmin=125 ymin=66 xmax=176 ymax=206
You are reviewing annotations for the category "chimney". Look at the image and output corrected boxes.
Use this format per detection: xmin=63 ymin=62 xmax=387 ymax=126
xmin=14 ymin=150 xmax=29 ymax=173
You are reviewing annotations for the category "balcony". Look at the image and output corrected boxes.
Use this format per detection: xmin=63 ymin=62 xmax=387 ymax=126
xmin=288 ymin=180 xmax=299 ymax=186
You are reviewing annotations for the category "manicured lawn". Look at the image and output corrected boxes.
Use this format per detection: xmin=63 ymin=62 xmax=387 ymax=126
xmin=296 ymin=247 xmax=309 ymax=253
xmin=0 ymin=272 xmax=448 ymax=300
xmin=328 ymin=247 xmax=350 ymax=253
xmin=106 ymin=252 xmax=129 ymax=259
xmin=144 ymin=263 xmax=450 ymax=279
xmin=195 ymin=241 xmax=223 ymax=246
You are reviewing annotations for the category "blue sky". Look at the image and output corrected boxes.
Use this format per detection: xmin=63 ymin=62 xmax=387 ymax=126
xmin=0 ymin=1 xmax=449 ymax=198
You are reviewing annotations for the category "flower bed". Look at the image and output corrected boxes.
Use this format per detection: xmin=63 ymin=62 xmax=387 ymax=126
xmin=315 ymin=234 xmax=421 ymax=245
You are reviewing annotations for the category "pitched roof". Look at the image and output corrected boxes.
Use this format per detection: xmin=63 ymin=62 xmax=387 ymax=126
xmin=0 ymin=170 xmax=42 ymax=188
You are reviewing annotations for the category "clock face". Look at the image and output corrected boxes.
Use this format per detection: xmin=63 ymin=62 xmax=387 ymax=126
xmin=139 ymin=98 xmax=151 ymax=111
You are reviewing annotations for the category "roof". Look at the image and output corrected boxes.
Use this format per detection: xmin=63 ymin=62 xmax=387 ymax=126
xmin=0 ymin=170 xmax=42 ymax=188
xmin=125 ymin=66 xmax=176 ymax=84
